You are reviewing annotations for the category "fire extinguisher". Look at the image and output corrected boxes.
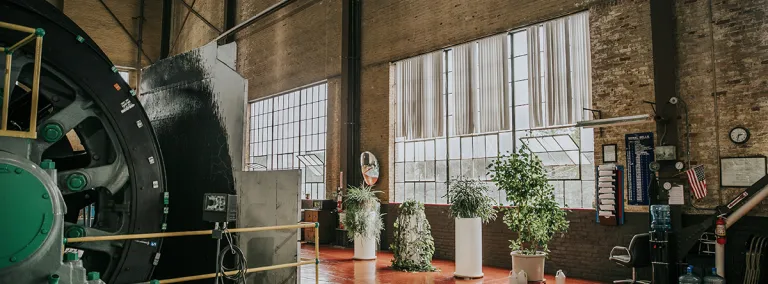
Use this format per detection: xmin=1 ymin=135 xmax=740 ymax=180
xmin=715 ymin=216 xmax=726 ymax=245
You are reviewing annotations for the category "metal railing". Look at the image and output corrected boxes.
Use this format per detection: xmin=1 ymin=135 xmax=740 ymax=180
xmin=66 ymin=222 xmax=320 ymax=284
xmin=0 ymin=21 xmax=44 ymax=139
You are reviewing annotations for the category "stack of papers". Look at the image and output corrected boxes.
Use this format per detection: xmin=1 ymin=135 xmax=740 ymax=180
xmin=597 ymin=164 xmax=617 ymax=218
xmin=669 ymin=185 xmax=684 ymax=205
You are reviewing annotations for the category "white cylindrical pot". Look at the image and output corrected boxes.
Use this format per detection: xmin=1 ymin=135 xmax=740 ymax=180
xmin=454 ymin=217 xmax=483 ymax=278
xmin=353 ymin=211 xmax=377 ymax=260
xmin=511 ymin=251 xmax=545 ymax=281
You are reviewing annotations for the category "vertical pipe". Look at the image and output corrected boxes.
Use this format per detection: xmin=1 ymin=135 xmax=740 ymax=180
xmin=160 ymin=0 xmax=172 ymax=58
xmin=1 ymin=52 xmax=11 ymax=131
xmin=223 ymin=0 xmax=237 ymax=44
xmin=314 ymin=223 xmax=319 ymax=284
xmin=715 ymin=243 xmax=724 ymax=276
xmin=135 ymin=0 xmax=145 ymax=93
xmin=340 ymin=0 xmax=362 ymax=190
xmin=29 ymin=36 xmax=43 ymax=135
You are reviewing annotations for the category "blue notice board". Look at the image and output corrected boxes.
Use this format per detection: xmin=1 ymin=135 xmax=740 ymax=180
xmin=625 ymin=132 xmax=654 ymax=205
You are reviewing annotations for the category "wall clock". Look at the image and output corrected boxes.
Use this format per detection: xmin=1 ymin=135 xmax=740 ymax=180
xmin=729 ymin=127 xmax=750 ymax=144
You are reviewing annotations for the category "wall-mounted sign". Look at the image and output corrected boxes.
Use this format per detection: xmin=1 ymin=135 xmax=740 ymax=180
xmin=625 ymin=132 xmax=654 ymax=205
xmin=360 ymin=151 xmax=379 ymax=186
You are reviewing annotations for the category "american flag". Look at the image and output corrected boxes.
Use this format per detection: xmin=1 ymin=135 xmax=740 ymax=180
xmin=686 ymin=165 xmax=707 ymax=199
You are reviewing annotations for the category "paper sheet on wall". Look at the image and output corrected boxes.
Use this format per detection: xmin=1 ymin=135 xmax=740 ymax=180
xmin=721 ymin=157 xmax=767 ymax=187
xmin=669 ymin=185 xmax=684 ymax=205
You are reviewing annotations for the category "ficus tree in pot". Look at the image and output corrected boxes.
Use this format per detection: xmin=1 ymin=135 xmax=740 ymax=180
xmin=489 ymin=144 xmax=569 ymax=281
xmin=446 ymin=177 xmax=497 ymax=278
xmin=341 ymin=184 xmax=384 ymax=260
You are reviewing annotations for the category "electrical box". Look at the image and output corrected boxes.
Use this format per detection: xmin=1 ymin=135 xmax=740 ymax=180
xmin=202 ymin=193 xmax=238 ymax=223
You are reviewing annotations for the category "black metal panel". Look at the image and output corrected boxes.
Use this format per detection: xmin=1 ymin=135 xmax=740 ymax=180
xmin=0 ymin=1 xmax=166 ymax=283
xmin=141 ymin=44 xmax=242 ymax=283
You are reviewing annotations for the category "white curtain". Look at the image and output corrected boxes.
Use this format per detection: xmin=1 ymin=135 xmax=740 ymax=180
xmin=452 ymin=43 xmax=473 ymax=135
xmin=527 ymin=12 xmax=592 ymax=128
xmin=569 ymin=12 xmax=592 ymax=122
xmin=545 ymin=17 xmax=572 ymax=126
xmin=395 ymin=51 xmax=443 ymax=139
xmin=476 ymin=34 xmax=510 ymax=133
xmin=422 ymin=51 xmax=444 ymax=138
xmin=396 ymin=56 xmax=420 ymax=138
xmin=527 ymin=26 xmax=544 ymax=128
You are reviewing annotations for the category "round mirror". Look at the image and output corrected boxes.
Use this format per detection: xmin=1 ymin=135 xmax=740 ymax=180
xmin=360 ymin=151 xmax=380 ymax=186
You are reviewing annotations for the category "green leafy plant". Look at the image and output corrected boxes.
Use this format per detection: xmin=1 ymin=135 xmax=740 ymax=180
xmin=445 ymin=177 xmax=497 ymax=223
xmin=390 ymin=200 xmax=436 ymax=272
xmin=342 ymin=184 xmax=384 ymax=242
xmin=489 ymin=144 xmax=569 ymax=255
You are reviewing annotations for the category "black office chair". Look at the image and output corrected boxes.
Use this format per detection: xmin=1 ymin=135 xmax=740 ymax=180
xmin=609 ymin=233 xmax=651 ymax=284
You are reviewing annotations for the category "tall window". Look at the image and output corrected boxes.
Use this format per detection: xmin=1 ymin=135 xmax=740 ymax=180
xmin=393 ymin=12 xmax=594 ymax=208
xmin=247 ymin=82 xmax=328 ymax=199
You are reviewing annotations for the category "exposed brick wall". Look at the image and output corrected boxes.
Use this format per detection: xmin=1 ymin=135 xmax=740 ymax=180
xmin=170 ymin=0 xmax=224 ymax=55
xmin=63 ymin=0 xmax=163 ymax=87
xmin=589 ymin=0 xmax=657 ymax=213
xmin=676 ymin=0 xmax=768 ymax=214
xmin=235 ymin=0 xmax=342 ymax=101
xmin=385 ymin=204 xmax=651 ymax=282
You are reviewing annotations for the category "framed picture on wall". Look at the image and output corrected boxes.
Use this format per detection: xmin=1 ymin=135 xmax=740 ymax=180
xmin=720 ymin=156 xmax=767 ymax=187
xmin=603 ymin=144 xmax=618 ymax=163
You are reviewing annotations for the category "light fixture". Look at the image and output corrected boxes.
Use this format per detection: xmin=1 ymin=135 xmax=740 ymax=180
xmin=575 ymin=114 xmax=653 ymax=128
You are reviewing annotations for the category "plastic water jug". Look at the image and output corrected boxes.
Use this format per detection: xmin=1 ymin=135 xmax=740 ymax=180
xmin=508 ymin=271 xmax=517 ymax=284
xmin=679 ymin=265 xmax=702 ymax=284
xmin=651 ymin=205 xmax=672 ymax=231
xmin=702 ymin=268 xmax=725 ymax=284
xmin=517 ymin=270 xmax=528 ymax=284
xmin=556 ymin=270 xmax=566 ymax=284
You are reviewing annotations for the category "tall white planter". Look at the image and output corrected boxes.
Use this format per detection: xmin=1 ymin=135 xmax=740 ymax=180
xmin=454 ymin=217 xmax=483 ymax=278
xmin=353 ymin=211 xmax=377 ymax=260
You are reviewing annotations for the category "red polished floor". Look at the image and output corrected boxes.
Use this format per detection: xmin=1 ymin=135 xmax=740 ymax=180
xmin=299 ymin=244 xmax=601 ymax=284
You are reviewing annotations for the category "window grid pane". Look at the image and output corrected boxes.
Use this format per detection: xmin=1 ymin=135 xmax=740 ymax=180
xmin=246 ymin=83 xmax=329 ymax=200
xmin=392 ymin=13 xmax=591 ymax=208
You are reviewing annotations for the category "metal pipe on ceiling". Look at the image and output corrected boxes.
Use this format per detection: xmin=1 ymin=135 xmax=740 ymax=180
xmin=214 ymin=0 xmax=292 ymax=44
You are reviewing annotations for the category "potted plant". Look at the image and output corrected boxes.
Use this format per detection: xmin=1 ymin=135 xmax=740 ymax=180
xmin=446 ymin=177 xmax=497 ymax=278
xmin=390 ymin=200 xmax=436 ymax=272
xmin=489 ymin=144 xmax=569 ymax=281
xmin=341 ymin=184 xmax=384 ymax=260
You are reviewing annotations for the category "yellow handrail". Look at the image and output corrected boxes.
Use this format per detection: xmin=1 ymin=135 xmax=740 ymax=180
xmin=65 ymin=222 xmax=321 ymax=284
xmin=66 ymin=222 xmax=317 ymax=243
xmin=0 ymin=21 xmax=43 ymax=139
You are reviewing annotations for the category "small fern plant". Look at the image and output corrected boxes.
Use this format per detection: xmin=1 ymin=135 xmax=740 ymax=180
xmin=446 ymin=177 xmax=497 ymax=223
xmin=390 ymin=200 xmax=436 ymax=272
xmin=342 ymin=184 xmax=384 ymax=242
